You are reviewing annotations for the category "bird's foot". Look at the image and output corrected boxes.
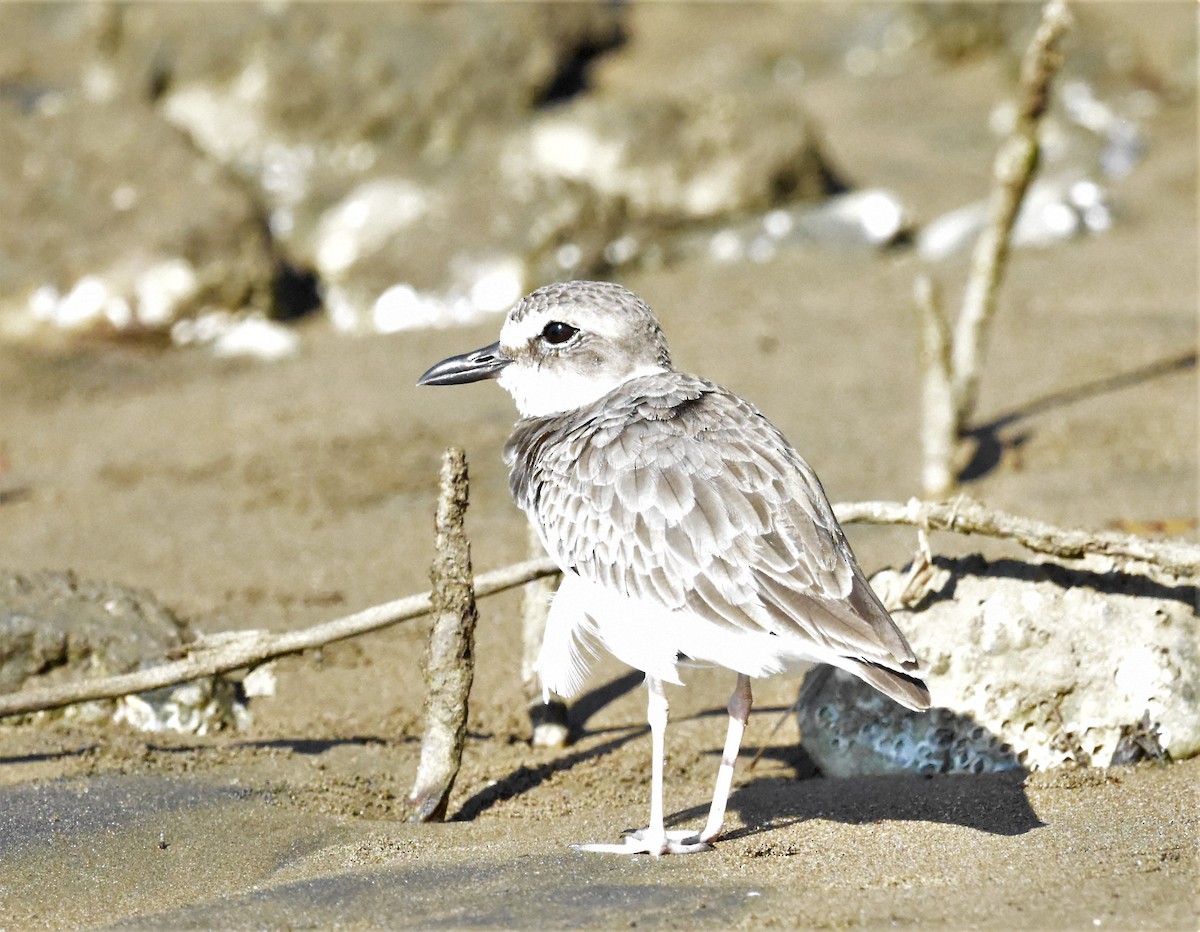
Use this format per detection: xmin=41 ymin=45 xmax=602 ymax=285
xmin=572 ymin=828 xmax=713 ymax=856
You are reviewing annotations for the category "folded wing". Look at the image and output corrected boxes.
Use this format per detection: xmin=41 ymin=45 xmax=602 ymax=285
xmin=506 ymin=372 xmax=930 ymax=710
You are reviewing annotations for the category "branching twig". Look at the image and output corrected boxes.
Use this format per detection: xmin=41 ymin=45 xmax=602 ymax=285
xmin=1 ymin=495 xmax=1193 ymax=721
xmin=920 ymin=0 xmax=1073 ymax=496
xmin=952 ymin=0 xmax=1072 ymax=422
xmin=834 ymin=498 xmax=1199 ymax=578
xmin=408 ymin=448 xmax=479 ymax=822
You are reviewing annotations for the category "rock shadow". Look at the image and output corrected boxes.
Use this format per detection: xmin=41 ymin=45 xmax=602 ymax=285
xmin=227 ymin=736 xmax=399 ymax=755
xmin=0 ymin=743 xmax=99 ymax=766
xmin=907 ymin=554 xmax=1198 ymax=612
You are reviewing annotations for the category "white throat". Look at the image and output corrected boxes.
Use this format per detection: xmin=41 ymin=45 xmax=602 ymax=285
xmin=498 ymin=362 xmax=668 ymax=418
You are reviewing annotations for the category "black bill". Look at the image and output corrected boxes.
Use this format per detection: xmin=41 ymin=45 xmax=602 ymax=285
xmin=417 ymin=341 xmax=512 ymax=386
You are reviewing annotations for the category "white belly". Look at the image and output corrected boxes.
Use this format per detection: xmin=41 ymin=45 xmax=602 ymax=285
xmin=535 ymin=572 xmax=817 ymax=699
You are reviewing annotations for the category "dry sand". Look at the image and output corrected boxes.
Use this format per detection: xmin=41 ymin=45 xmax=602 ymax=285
xmin=0 ymin=6 xmax=1197 ymax=929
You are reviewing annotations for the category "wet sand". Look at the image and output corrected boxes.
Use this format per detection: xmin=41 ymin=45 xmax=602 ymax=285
xmin=0 ymin=719 xmax=1196 ymax=928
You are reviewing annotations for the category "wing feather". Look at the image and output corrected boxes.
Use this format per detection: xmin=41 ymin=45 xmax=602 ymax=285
xmin=505 ymin=371 xmax=922 ymax=678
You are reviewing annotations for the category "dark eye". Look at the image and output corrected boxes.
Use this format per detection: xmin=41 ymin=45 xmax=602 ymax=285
xmin=541 ymin=321 xmax=578 ymax=345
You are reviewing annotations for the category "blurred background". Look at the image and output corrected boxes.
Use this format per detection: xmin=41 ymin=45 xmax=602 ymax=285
xmin=0 ymin=0 xmax=1195 ymax=736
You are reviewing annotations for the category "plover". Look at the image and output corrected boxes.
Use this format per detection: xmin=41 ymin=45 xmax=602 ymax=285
xmin=418 ymin=280 xmax=930 ymax=855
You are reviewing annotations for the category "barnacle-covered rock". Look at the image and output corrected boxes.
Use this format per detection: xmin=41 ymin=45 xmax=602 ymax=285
xmin=0 ymin=570 xmax=249 ymax=734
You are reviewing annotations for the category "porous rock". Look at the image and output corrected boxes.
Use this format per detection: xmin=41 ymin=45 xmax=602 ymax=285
xmin=798 ymin=666 xmax=1022 ymax=778
xmin=0 ymin=569 xmax=246 ymax=733
xmin=799 ymin=555 xmax=1198 ymax=774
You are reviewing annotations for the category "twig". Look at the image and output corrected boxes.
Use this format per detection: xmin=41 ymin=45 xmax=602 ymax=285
xmin=919 ymin=0 xmax=1073 ymax=496
xmin=953 ymin=0 xmax=1072 ymax=423
xmin=834 ymin=498 xmax=1199 ymax=578
xmin=915 ymin=274 xmax=956 ymax=497
xmin=409 ymin=448 xmax=479 ymax=822
xmin=0 ymin=557 xmax=560 ymax=719
xmin=2 ymin=496 xmax=1193 ymax=721
xmin=895 ymin=500 xmax=938 ymax=608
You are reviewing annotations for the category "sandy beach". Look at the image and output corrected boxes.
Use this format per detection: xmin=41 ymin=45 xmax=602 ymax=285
xmin=0 ymin=3 xmax=1196 ymax=928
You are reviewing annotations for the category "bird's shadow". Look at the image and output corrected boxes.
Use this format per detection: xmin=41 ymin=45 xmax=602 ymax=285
xmin=567 ymin=669 xmax=646 ymax=742
xmin=452 ymin=671 xmax=648 ymax=822
xmin=958 ymin=350 xmax=1195 ymax=484
xmin=452 ymin=723 xmax=648 ymax=823
xmin=670 ymin=768 xmax=1043 ymax=841
xmin=455 ymin=668 xmax=1044 ymax=840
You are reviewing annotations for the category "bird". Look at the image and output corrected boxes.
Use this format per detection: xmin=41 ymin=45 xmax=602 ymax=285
xmin=417 ymin=280 xmax=930 ymax=856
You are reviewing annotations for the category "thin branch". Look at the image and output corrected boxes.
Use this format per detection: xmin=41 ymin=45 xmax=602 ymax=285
xmin=834 ymin=498 xmax=1200 ymax=579
xmin=951 ymin=0 xmax=1072 ymax=427
xmin=2 ymin=496 xmax=1194 ymax=721
xmin=0 ymin=557 xmax=559 ymax=719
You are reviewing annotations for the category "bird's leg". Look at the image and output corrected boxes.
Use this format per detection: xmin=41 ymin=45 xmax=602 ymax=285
xmin=696 ymin=673 xmax=752 ymax=844
xmin=572 ymin=675 xmax=709 ymax=855
xmin=645 ymin=675 xmax=670 ymax=849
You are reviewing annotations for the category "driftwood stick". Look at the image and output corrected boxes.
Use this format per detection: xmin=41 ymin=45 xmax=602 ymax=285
xmin=408 ymin=448 xmax=479 ymax=822
xmin=834 ymin=498 xmax=1199 ymax=579
xmin=0 ymin=557 xmax=559 ymax=720
xmin=951 ymin=0 xmax=1072 ymax=427
xmin=2 ymin=496 xmax=1193 ymax=721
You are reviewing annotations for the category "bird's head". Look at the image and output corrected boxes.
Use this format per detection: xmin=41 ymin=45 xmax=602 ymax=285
xmin=417 ymin=281 xmax=672 ymax=417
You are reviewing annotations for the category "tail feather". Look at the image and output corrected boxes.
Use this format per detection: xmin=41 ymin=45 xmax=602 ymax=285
xmin=842 ymin=658 xmax=931 ymax=711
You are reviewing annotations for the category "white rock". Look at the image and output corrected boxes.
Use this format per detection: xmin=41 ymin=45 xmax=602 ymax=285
xmin=210 ymin=315 xmax=299 ymax=361
xmin=371 ymin=284 xmax=445 ymax=334
xmin=57 ymin=275 xmax=110 ymax=329
xmin=134 ymin=258 xmax=199 ymax=328
xmin=313 ymin=178 xmax=429 ymax=279
xmin=918 ymin=176 xmax=1111 ymax=260
xmin=800 ymin=555 xmax=1198 ymax=774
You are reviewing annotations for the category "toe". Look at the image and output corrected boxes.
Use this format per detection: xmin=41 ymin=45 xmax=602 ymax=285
xmin=663 ymin=830 xmax=712 ymax=854
xmin=571 ymin=829 xmax=713 ymax=856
